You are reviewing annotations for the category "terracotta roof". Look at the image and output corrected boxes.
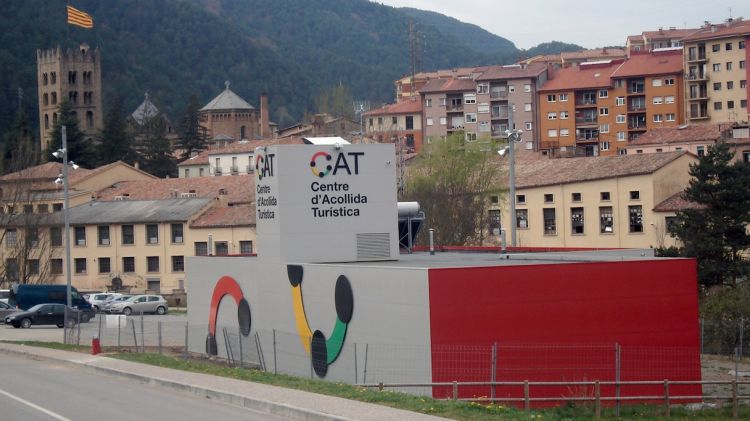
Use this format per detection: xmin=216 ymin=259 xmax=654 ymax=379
xmin=363 ymin=100 xmax=422 ymax=117
xmin=611 ymin=50 xmax=683 ymax=78
xmin=177 ymin=138 xmax=306 ymax=166
xmin=683 ymin=19 xmax=750 ymax=42
xmin=641 ymin=28 xmax=700 ymax=40
xmin=628 ymin=124 xmax=729 ymax=146
xmin=516 ymin=151 xmax=688 ymax=189
xmin=519 ymin=54 xmax=561 ymax=64
xmin=0 ymin=162 xmax=91 ymax=182
xmin=561 ymin=48 xmax=626 ymax=61
xmin=627 ymin=35 xmax=643 ymax=42
xmin=475 ymin=63 xmax=547 ymax=81
xmin=539 ymin=62 xmax=619 ymax=92
xmin=96 ymin=174 xmax=254 ymax=204
xmin=178 ymin=149 xmax=212 ymax=166
xmin=200 ymin=81 xmax=254 ymax=111
xmin=419 ymin=78 xmax=476 ymax=94
xmin=190 ymin=204 xmax=255 ymax=228
xmin=653 ymin=192 xmax=704 ymax=212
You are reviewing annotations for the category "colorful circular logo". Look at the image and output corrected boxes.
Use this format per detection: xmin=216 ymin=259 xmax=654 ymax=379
xmin=309 ymin=152 xmax=333 ymax=178
xmin=205 ymin=276 xmax=251 ymax=356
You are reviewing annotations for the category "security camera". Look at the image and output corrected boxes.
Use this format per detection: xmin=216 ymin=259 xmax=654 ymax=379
xmin=52 ymin=150 xmax=64 ymax=159
xmin=54 ymin=177 xmax=64 ymax=185
xmin=70 ymin=162 xmax=80 ymax=170
xmin=334 ymin=141 xmax=343 ymax=150
xmin=498 ymin=148 xmax=507 ymax=157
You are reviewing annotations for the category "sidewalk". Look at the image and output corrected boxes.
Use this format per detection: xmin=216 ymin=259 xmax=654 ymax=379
xmin=0 ymin=342 xmax=447 ymax=421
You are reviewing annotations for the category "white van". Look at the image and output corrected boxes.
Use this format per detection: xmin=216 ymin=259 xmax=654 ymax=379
xmin=0 ymin=289 xmax=10 ymax=304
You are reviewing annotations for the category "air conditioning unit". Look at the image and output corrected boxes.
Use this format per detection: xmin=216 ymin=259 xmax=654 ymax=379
xmin=101 ymin=239 xmax=110 ymax=245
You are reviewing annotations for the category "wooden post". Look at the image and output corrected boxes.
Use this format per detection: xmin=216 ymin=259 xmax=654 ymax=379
xmin=663 ymin=380 xmax=670 ymax=417
xmin=732 ymin=380 xmax=739 ymax=419
xmin=524 ymin=380 xmax=530 ymax=411
xmin=595 ymin=381 xmax=601 ymax=419
xmin=452 ymin=381 xmax=458 ymax=400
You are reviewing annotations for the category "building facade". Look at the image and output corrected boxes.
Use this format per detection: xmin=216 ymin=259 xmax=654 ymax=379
xmin=199 ymin=82 xmax=272 ymax=144
xmin=37 ymin=43 xmax=103 ymax=151
xmin=363 ymin=100 xmax=423 ymax=152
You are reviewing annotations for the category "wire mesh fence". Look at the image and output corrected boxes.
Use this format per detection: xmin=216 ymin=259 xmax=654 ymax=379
xmin=701 ymin=318 xmax=749 ymax=357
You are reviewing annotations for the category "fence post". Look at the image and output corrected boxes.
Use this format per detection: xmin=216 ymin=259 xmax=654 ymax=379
xmin=740 ymin=317 xmax=745 ymax=360
xmin=238 ymin=326 xmax=244 ymax=368
xmin=595 ymin=380 xmax=601 ymax=419
xmin=140 ymin=313 xmax=145 ymax=353
xmin=76 ymin=311 xmax=81 ymax=345
xmin=184 ymin=322 xmax=189 ymax=359
xmin=732 ymin=379 xmax=739 ymax=419
xmin=615 ymin=342 xmax=621 ymax=418
xmin=663 ymin=379 xmax=670 ymax=417
xmin=354 ymin=342 xmax=358 ymax=384
xmin=131 ymin=318 xmax=137 ymax=352
xmin=363 ymin=343 xmax=369 ymax=384
xmin=491 ymin=342 xmax=497 ymax=401
xmin=98 ymin=311 xmax=103 ymax=345
xmin=700 ymin=318 xmax=704 ymax=355
xmin=117 ymin=316 xmax=121 ymax=349
xmin=158 ymin=321 xmax=162 ymax=355
xmin=452 ymin=381 xmax=458 ymax=400
xmin=309 ymin=336 xmax=314 ymax=379
xmin=524 ymin=380 xmax=530 ymax=412
xmin=273 ymin=328 xmax=278 ymax=374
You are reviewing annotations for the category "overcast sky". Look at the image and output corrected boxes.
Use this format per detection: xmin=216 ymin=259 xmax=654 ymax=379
xmin=376 ymin=0 xmax=749 ymax=49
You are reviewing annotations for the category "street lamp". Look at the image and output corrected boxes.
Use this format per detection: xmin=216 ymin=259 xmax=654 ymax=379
xmin=498 ymin=128 xmax=523 ymax=248
xmin=52 ymin=126 xmax=77 ymax=339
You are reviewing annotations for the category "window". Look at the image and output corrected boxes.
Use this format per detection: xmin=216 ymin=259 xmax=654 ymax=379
xmin=712 ymin=44 xmax=720 ymax=52
xmin=726 ymin=42 xmax=733 ymax=51
xmin=543 ymin=208 xmax=556 ymax=235
xmin=726 ymin=62 xmax=733 ymax=70
xmin=425 ymin=98 xmax=432 ymax=107
xmin=392 ymin=116 xmax=398 ymax=126
xmin=146 ymin=224 xmax=158 ymax=244
xmin=27 ymin=259 xmax=40 ymax=275
xmin=599 ymin=89 xmax=608 ymax=98
xmin=727 ymin=81 xmax=734 ymax=90
xmin=728 ymin=100 xmax=735 ymax=109
xmin=516 ymin=194 xmax=526 ymax=204
xmin=714 ymin=102 xmax=722 ymax=110
xmin=439 ymin=117 xmax=447 ymax=125
xmin=599 ymin=124 xmax=610 ymax=133
xmin=524 ymin=84 xmax=531 ymax=93
xmin=616 ymin=114 xmax=625 ymax=124
xmin=440 ymin=98 xmax=447 ymax=106
xmin=713 ymin=63 xmax=721 ymax=72
xmin=547 ymin=112 xmax=557 ymax=120
xmin=713 ymin=82 xmax=722 ymax=91
xmin=476 ymin=83 xmax=489 ymax=94
xmin=488 ymin=210 xmax=501 ymax=230
xmin=664 ymin=78 xmax=675 ymax=85
xmin=653 ymin=96 xmax=663 ymax=104
xmin=74 ymin=226 xmax=86 ymax=246
xmin=123 ymin=257 xmax=135 ymax=273
xmin=516 ymin=209 xmax=528 ymax=228
xmin=524 ymin=103 xmax=531 ymax=112
xmin=615 ymin=96 xmax=625 ymax=106
xmin=98 ymin=225 xmax=110 ymax=245
xmin=508 ymin=85 xmax=516 ymax=93
xmin=741 ymin=40 xmax=746 ymax=49
xmin=51 ymin=259 xmax=63 ymax=274
xmin=629 ymin=190 xmax=640 ymax=200
xmin=666 ymin=113 xmax=676 ymax=121
xmin=653 ymin=114 xmax=663 ymax=123
xmin=464 ymin=94 xmax=476 ymax=104
xmin=122 ymin=225 xmax=134 ymax=244
xmin=147 ymin=256 xmax=159 ymax=272
xmin=600 ymin=141 xmax=610 ymax=151
xmin=544 ymin=194 xmax=554 ymax=203
xmin=560 ymin=129 xmax=570 ymax=137
xmin=215 ymin=242 xmax=229 ymax=255
xmin=742 ymin=99 xmax=747 ymax=108
xmin=525 ymin=122 xmax=532 ymax=130
xmin=5 ymin=228 xmax=17 ymax=247
xmin=426 ymin=118 xmax=433 ymax=126
xmin=599 ymin=107 xmax=609 ymax=116
xmin=465 ymin=113 xmax=477 ymax=123
xmin=559 ymin=93 xmax=568 ymax=102
xmin=741 ymin=60 xmax=746 ymax=69
xmin=742 ymin=80 xmax=747 ymax=88
xmin=22 ymin=204 xmax=33 ymax=214
xmin=600 ymin=192 xmax=611 ymax=201
xmin=600 ymin=206 xmax=614 ymax=233
xmin=697 ymin=146 xmax=705 ymax=157
xmin=571 ymin=207 xmax=584 ymax=234
xmin=74 ymin=258 xmax=86 ymax=274
xmin=547 ymin=129 xmax=558 ymax=137
xmin=26 ymin=228 xmax=39 ymax=247
xmin=547 ymin=94 xmax=556 ymax=102
xmin=172 ymin=256 xmax=185 ymax=272
xmin=665 ymin=96 xmax=675 ymax=104
xmin=572 ymin=192 xmax=582 ymax=202
xmin=98 ymin=257 xmax=111 ymax=274
xmin=50 ymin=227 xmax=62 ymax=247
xmin=629 ymin=205 xmax=644 ymax=233
xmin=171 ymin=223 xmax=183 ymax=243
xmin=560 ymin=111 xmax=569 ymax=119
xmin=195 ymin=242 xmax=208 ymax=256
xmin=240 ymin=241 xmax=253 ymax=254
xmin=465 ymin=132 xmax=477 ymax=141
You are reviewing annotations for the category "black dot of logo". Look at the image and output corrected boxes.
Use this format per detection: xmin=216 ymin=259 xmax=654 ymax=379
xmin=318 ymin=173 xmax=325 ymax=178
xmin=310 ymin=161 xmax=316 ymax=167
xmin=326 ymin=154 xmax=332 ymax=161
xmin=326 ymin=165 xmax=332 ymax=171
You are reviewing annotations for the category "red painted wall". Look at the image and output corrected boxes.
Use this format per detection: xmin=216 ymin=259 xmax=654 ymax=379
xmin=427 ymin=259 xmax=701 ymax=404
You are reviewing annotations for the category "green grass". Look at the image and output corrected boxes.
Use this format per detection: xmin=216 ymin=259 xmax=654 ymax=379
xmin=2 ymin=340 xmax=90 ymax=353
xmin=5 ymin=341 xmax=750 ymax=420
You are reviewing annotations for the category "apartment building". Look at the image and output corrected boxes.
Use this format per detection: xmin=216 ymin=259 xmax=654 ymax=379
xmin=394 ymin=67 xmax=485 ymax=102
xmin=363 ymin=100 xmax=423 ymax=152
xmin=626 ymin=27 xmax=698 ymax=56
xmin=682 ymin=18 xmax=750 ymax=123
xmin=494 ymin=151 xmax=697 ymax=249
xmin=625 ymin=123 xmax=731 ymax=155
xmin=538 ymin=50 xmax=684 ymax=156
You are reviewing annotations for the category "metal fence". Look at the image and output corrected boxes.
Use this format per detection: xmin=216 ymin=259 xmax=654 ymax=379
xmin=701 ymin=318 xmax=748 ymax=357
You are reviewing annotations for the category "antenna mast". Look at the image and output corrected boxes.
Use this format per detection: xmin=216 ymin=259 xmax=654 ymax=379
xmin=408 ymin=19 xmax=421 ymax=100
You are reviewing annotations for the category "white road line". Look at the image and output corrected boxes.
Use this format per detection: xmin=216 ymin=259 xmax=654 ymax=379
xmin=0 ymin=387 xmax=72 ymax=421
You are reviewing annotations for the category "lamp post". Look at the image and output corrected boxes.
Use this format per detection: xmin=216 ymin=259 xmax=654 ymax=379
xmin=499 ymin=107 xmax=523 ymax=248
xmin=53 ymin=126 xmax=77 ymax=338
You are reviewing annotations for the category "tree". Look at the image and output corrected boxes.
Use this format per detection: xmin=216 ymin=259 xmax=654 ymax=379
xmin=405 ymin=134 xmax=503 ymax=246
xmin=96 ymin=96 xmax=137 ymax=166
xmin=669 ymin=142 xmax=750 ymax=289
xmin=314 ymin=84 xmax=354 ymax=120
xmin=139 ymin=117 xmax=176 ymax=178
xmin=46 ymin=100 xmax=96 ymax=168
xmin=176 ymin=94 xmax=209 ymax=160
xmin=1 ymin=108 xmax=38 ymax=175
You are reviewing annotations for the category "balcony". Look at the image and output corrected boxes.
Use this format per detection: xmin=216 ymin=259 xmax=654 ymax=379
xmin=246 ymin=165 xmax=253 ymax=173
xmin=490 ymin=91 xmax=508 ymax=100
xmin=627 ymin=106 xmax=647 ymax=113
xmin=628 ymin=124 xmax=647 ymax=131
xmin=575 ymin=99 xmax=597 ymax=107
xmin=687 ymin=73 xmax=708 ymax=81
xmin=575 ymin=117 xmax=598 ymax=125
xmin=688 ymin=93 xmax=708 ymax=101
xmin=628 ymin=88 xmax=645 ymax=95
xmin=230 ymin=165 xmax=239 ymax=175
xmin=689 ymin=113 xmax=710 ymax=120
xmin=576 ymin=136 xmax=599 ymax=143
xmin=214 ymin=166 xmax=223 ymax=175
xmin=491 ymin=111 xmax=509 ymax=119
xmin=687 ymin=53 xmax=707 ymax=62
xmin=446 ymin=105 xmax=464 ymax=112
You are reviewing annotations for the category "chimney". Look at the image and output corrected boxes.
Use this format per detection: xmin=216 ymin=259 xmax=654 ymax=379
xmin=260 ymin=92 xmax=271 ymax=139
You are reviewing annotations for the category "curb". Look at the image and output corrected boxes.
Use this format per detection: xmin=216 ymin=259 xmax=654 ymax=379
xmin=0 ymin=346 xmax=348 ymax=421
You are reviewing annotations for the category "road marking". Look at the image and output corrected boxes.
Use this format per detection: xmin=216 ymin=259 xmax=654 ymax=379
xmin=0 ymin=387 xmax=72 ymax=421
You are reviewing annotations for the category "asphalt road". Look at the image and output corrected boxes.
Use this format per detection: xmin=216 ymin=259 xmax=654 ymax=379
xmin=0 ymin=352 xmax=289 ymax=421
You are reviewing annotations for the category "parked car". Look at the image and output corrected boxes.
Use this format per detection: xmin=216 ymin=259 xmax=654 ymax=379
xmin=101 ymin=295 xmax=132 ymax=313
xmin=10 ymin=284 xmax=95 ymax=322
xmin=0 ymin=301 xmax=18 ymax=322
xmin=4 ymin=304 xmax=83 ymax=328
xmin=109 ymin=295 xmax=168 ymax=316
xmin=87 ymin=293 xmax=123 ymax=312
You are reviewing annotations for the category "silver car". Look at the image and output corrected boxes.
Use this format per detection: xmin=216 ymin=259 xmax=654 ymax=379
xmin=88 ymin=293 xmax=122 ymax=312
xmin=0 ymin=301 xmax=18 ymax=322
xmin=109 ymin=295 xmax=168 ymax=316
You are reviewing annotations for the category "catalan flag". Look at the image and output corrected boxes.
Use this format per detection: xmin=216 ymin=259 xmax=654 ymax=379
xmin=67 ymin=5 xmax=93 ymax=29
